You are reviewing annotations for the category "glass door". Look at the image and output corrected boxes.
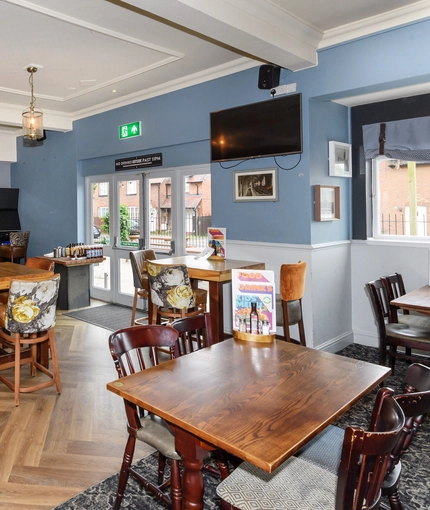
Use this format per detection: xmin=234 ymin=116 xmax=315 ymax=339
xmin=87 ymin=173 xmax=142 ymax=306
xmin=87 ymin=164 xmax=211 ymax=306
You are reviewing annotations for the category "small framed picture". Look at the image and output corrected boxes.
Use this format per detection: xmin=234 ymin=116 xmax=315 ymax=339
xmin=315 ymin=185 xmax=340 ymax=221
xmin=233 ymin=168 xmax=278 ymax=202
xmin=329 ymin=141 xmax=352 ymax=177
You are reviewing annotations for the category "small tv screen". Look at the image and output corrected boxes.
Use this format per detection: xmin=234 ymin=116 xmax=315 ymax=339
xmin=0 ymin=188 xmax=21 ymax=231
xmin=210 ymin=93 xmax=302 ymax=162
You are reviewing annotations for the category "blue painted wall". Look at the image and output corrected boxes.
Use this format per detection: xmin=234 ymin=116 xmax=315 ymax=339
xmin=11 ymin=17 xmax=430 ymax=255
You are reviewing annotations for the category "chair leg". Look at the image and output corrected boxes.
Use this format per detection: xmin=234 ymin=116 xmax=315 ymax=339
xmin=157 ymin=453 xmax=167 ymax=485
xmin=14 ymin=334 xmax=21 ymax=406
xmin=388 ymin=489 xmax=404 ymax=510
xmin=282 ymin=301 xmax=292 ymax=342
xmin=48 ymin=329 xmax=61 ymax=394
xmin=114 ymin=434 xmax=136 ymax=510
xmin=131 ymin=289 xmax=138 ymax=326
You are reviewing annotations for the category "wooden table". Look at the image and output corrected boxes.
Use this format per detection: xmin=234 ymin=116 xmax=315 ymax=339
xmin=107 ymin=339 xmax=390 ymax=510
xmin=37 ymin=256 xmax=104 ymax=310
xmin=150 ymin=256 xmax=265 ymax=342
xmin=0 ymin=261 xmax=54 ymax=290
xmin=391 ymin=285 xmax=430 ymax=315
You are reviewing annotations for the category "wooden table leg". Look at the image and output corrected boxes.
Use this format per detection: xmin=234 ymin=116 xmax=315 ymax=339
xmin=209 ymin=281 xmax=224 ymax=343
xmin=174 ymin=428 xmax=208 ymax=510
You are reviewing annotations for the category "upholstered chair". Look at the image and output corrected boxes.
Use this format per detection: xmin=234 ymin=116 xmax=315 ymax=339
xmin=0 ymin=275 xmax=61 ymax=406
xmin=275 ymin=260 xmax=307 ymax=345
xmin=146 ymin=261 xmax=207 ymax=323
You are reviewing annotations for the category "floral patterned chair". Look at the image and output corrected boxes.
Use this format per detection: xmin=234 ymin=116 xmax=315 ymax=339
xmin=0 ymin=275 xmax=61 ymax=406
xmin=146 ymin=261 xmax=207 ymax=323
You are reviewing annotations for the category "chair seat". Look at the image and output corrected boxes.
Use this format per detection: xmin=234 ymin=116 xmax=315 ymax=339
xmin=216 ymin=457 xmax=337 ymax=510
xmin=138 ymin=414 xmax=181 ymax=460
xmin=193 ymin=287 xmax=207 ymax=306
xmin=386 ymin=322 xmax=430 ymax=342
xmin=398 ymin=314 xmax=430 ymax=328
xmin=294 ymin=424 xmax=344 ymax=475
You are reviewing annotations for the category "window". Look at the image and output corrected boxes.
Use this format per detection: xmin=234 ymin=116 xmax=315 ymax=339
xmin=126 ymin=180 xmax=137 ymax=195
xmin=98 ymin=182 xmax=108 ymax=196
xmin=371 ymin=157 xmax=430 ymax=238
xmin=98 ymin=206 xmax=108 ymax=218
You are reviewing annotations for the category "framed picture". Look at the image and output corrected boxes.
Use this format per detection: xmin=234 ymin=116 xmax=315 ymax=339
xmin=315 ymin=185 xmax=340 ymax=221
xmin=233 ymin=168 xmax=278 ymax=202
xmin=329 ymin=141 xmax=352 ymax=177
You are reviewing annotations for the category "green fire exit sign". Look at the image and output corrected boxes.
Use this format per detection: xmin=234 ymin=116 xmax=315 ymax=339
xmin=119 ymin=121 xmax=141 ymax=140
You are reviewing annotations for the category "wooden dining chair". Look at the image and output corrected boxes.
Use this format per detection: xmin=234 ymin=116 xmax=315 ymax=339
xmin=0 ymin=275 xmax=61 ymax=406
xmin=294 ymin=362 xmax=430 ymax=510
xmin=171 ymin=311 xmax=214 ymax=354
xmin=170 ymin=312 xmax=231 ymax=480
xmin=129 ymin=249 xmax=156 ymax=326
xmin=109 ymin=325 xmax=182 ymax=510
xmin=275 ymin=261 xmax=306 ymax=345
xmin=366 ymin=278 xmax=430 ymax=372
xmin=217 ymin=387 xmax=405 ymax=510
xmin=381 ymin=273 xmax=430 ymax=330
xmin=146 ymin=260 xmax=207 ymax=324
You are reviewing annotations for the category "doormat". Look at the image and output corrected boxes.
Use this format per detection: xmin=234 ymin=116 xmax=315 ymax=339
xmin=63 ymin=304 xmax=147 ymax=332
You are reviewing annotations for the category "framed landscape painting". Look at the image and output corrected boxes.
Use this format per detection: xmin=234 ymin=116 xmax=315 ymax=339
xmin=233 ymin=168 xmax=278 ymax=202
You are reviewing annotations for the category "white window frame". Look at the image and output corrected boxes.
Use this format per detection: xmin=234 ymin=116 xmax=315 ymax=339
xmin=369 ymin=156 xmax=430 ymax=243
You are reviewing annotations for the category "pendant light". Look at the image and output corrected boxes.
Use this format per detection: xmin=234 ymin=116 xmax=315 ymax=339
xmin=22 ymin=66 xmax=44 ymax=140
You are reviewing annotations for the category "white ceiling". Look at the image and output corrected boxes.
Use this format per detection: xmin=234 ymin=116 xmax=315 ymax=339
xmin=1 ymin=0 xmax=430 ymax=134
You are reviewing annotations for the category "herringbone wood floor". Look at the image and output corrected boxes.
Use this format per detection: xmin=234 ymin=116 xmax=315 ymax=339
xmin=0 ymin=308 xmax=152 ymax=509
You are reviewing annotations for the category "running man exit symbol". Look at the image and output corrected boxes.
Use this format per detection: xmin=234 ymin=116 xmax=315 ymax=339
xmin=119 ymin=122 xmax=141 ymax=139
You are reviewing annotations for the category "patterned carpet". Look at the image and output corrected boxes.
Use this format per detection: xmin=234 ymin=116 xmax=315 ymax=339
xmin=53 ymin=344 xmax=429 ymax=510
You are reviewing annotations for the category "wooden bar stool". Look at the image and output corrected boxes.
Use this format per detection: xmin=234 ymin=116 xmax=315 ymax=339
xmin=276 ymin=260 xmax=307 ymax=345
xmin=0 ymin=275 xmax=61 ymax=406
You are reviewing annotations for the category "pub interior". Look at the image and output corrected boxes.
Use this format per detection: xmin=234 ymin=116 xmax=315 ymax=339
xmin=1 ymin=1 xmax=430 ymax=508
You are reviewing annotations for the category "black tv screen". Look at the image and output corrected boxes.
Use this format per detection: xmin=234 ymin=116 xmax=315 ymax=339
xmin=0 ymin=188 xmax=21 ymax=231
xmin=210 ymin=93 xmax=302 ymax=162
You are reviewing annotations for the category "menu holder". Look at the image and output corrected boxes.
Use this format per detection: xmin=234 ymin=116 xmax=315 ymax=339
xmin=233 ymin=330 xmax=275 ymax=343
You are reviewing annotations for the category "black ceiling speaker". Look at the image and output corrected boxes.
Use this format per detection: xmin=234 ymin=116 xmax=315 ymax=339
xmin=258 ymin=65 xmax=280 ymax=90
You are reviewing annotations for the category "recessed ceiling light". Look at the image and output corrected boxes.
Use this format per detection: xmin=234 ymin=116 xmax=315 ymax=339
xmin=112 ymin=89 xmax=117 ymax=93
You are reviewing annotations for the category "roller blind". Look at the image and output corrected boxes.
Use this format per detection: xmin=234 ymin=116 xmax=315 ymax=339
xmin=363 ymin=116 xmax=430 ymax=161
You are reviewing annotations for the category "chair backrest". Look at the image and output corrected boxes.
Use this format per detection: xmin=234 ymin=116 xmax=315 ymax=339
xmin=25 ymin=257 xmax=55 ymax=271
xmin=9 ymin=231 xmax=30 ymax=247
xmin=109 ymin=324 xmax=180 ymax=428
xmin=171 ymin=312 xmax=213 ymax=354
xmin=366 ymin=279 xmax=392 ymax=337
xmin=130 ymin=249 xmax=157 ymax=290
xmin=279 ymin=260 xmax=306 ymax=302
xmin=146 ymin=260 xmax=195 ymax=310
xmin=109 ymin=324 xmax=180 ymax=377
xmin=381 ymin=273 xmax=408 ymax=321
xmin=336 ymin=387 xmax=405 ymax=510
xmin=5 ymin=275 xmax=60 ymax=334
xmin=386 ymin=363 xmax=430 ymax=473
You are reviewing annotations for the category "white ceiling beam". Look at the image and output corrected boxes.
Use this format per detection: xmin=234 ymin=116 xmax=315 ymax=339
xmin=122 ymin=0 xmax=322 ymax=71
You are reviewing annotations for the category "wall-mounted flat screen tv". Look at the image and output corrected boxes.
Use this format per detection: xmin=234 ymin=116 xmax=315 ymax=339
xmin=210 ymin=93 xmax=302 ymax=162
xmin=0 ymin=188 xmax=21 ymax=231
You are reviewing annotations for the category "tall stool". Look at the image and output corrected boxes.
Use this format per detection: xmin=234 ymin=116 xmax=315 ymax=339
xmin=130 ymin=249 xmax=156 ymax=326
xmin=276 ymin=260 xmax=307 ymax=345
xmin=0 ymin=275 xmax=61 ymax=406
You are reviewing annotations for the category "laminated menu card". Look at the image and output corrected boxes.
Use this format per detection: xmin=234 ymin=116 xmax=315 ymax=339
xmin=232 ymin=268 xmax=276 ymax=332
xmin=207 ymin=227 xmax=226 ymax=259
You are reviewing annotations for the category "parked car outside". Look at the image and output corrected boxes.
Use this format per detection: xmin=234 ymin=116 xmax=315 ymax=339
xmin=93 ymin=224 xmax=101 ymax=239
xmin=129 ymin=219 xmax=140 ymax=236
